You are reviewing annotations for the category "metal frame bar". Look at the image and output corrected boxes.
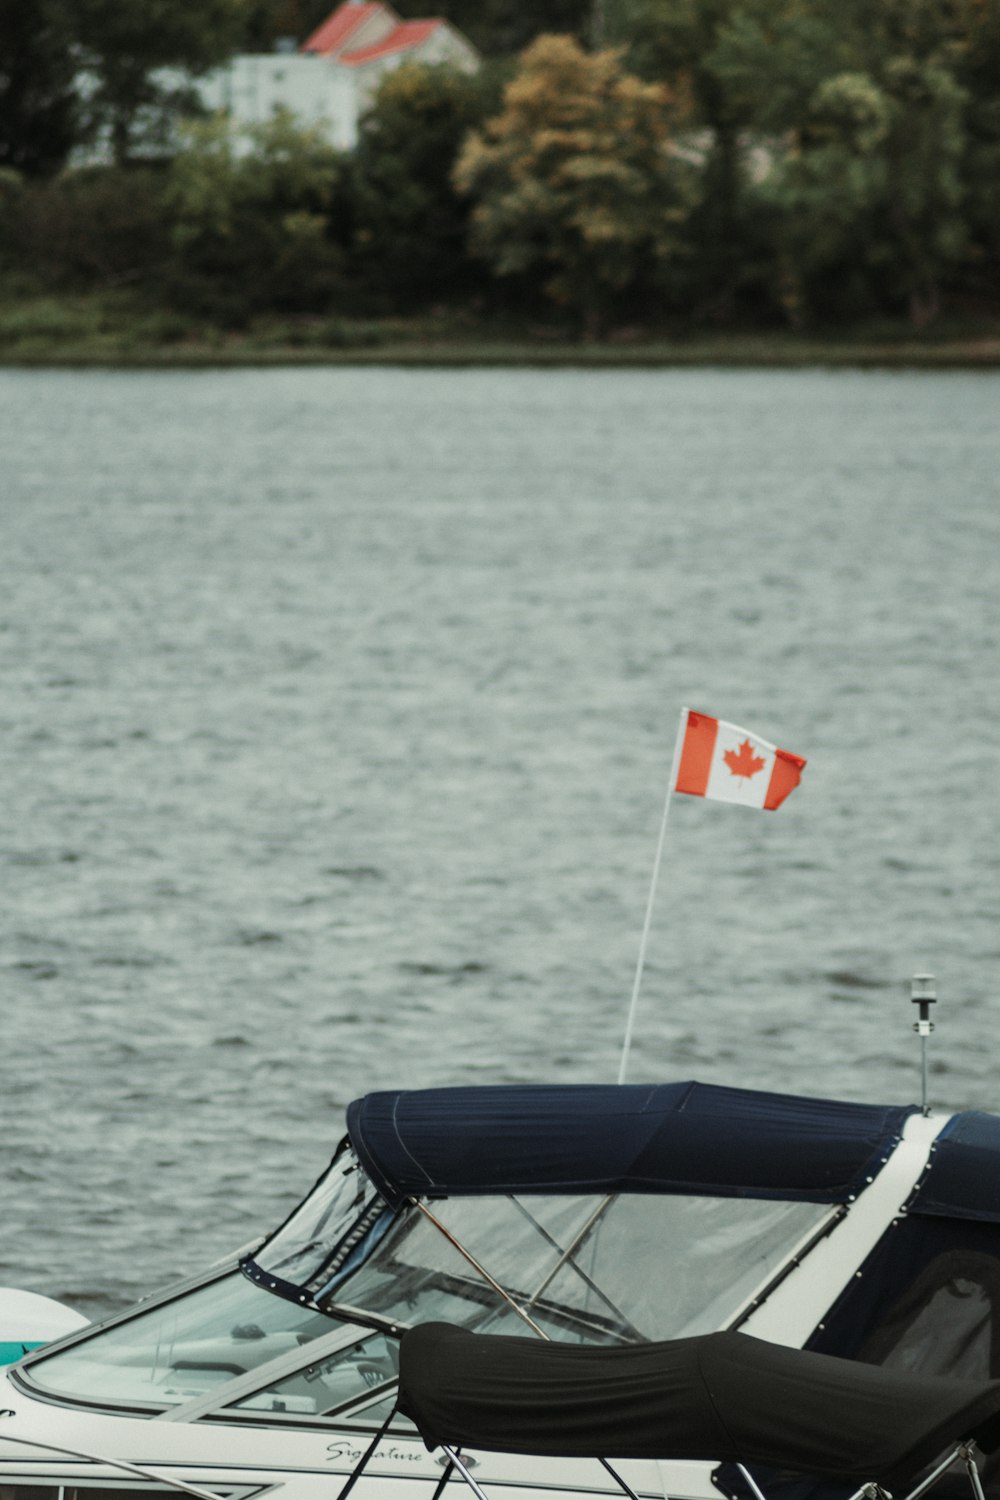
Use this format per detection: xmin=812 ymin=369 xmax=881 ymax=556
xmin=329 ymin=1198 xmax=997 ymax=1500
xmin=440 ymin=1446 xmax=643 ymax=1500
xmin=960 ymin=1444 xmax=988 ymax=1500
xmin=412 ymin=1201 xmax=548 ymax=1338
xmin=736 ymin=1435 xmax=994 ymax=1500
xmin=736 ymin=1465 xmax=771 ymax=1500
xmin=509 ymin=1196 xmax=641 ymax=1339
xmin=896 ymin=1441 xmax=988 ymax=1500
xmin=513 ymin=1197 xmax=617 ymax=1306
xmin=899 ymin=1445 xmax=969 ymax=1500
xmin=441 ymin=1447 xmax=492 ymax=1500
xmin=409 ymin=1201 xmax=644 ymax=1500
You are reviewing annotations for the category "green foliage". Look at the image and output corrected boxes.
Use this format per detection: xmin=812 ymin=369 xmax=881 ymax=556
xmin=0 ymin=295 xmax=109 ymax=342
xmin=455 ymin=34 xmax=696 ymax=333
xmin=605 ymin=0 xmax=782 ymax=319
xmin=708 ymin=0 xmax=977 ymax=323
xmin=953 ymin=0 xmax=1000 ymax=286
xmin=0 ymin=0 xmax=80 ymax=176
xmin=0 ymin=165 xmax=173 ymax=291
xmin=164 ymin=110 xmax=347 ymax=321
xmin=4 ymin=0 xmax=1000 ymax=333
xmin=73 ymin=0 xmax=242 ymax=163
xmin=350 ymin=63 xmax=498 ymax=308
xmin=756 ymin=71 xmax=960 ymax=321
xmin=609 ymin=0 xmax=741 ymax=118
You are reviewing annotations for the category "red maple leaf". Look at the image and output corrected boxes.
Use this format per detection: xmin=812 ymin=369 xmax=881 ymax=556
xmin=723 ymin=739 xmax=766 ymax=780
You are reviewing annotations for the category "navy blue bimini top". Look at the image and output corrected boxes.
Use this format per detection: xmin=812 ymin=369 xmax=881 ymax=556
xmin=346 ymin=1081 xmax=918 ymax=1208
xmin=906 ymin=1110 xmax=1000 ymax=1223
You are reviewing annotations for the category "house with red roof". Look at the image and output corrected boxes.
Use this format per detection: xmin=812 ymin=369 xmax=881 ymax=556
xmin=191 ymin=1 xmax=478 ymax=151
xmin=302 ymin=2 xmax=392 ymax=58
xmin=302 ymin=2 xmax=479 ymax=93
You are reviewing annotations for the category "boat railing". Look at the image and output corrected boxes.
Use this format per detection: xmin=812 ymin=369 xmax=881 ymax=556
xmin=0 ymin=1410 xmax=228 ymax=1500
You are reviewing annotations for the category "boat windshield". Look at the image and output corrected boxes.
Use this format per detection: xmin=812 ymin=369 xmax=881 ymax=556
xmin=251 ymin=1145 xmax=834 ymax=1344
xmin=23 ymin=1152 xmax=832 ymax=1417
xmin=23 ymin=1269 xmax=349 ymax=1410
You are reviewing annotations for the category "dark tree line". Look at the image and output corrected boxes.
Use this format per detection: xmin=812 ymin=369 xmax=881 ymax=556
xmin=0 ymin=0 xmax=594 ymax=175
xmin=0 ymin=0 xmax=78 ymax=173
xmin=1 ymin=0 xmax=239 ymax=170
xmin=1 ymin=0 xmax=998 ymax=333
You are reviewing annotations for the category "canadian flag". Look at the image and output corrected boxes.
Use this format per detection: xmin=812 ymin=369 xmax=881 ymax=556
xmin=674 ymin=709 xmax=806 ymax=811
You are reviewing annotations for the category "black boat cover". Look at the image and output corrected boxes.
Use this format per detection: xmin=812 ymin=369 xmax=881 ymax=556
xmin=347 ymin=1083 xmax=917 ymax=1209
xmin=397 ymin=1324 xmax=1000 ymax=1487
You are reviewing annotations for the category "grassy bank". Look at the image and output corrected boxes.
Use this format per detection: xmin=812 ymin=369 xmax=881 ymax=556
xmin=2 ymin=293 xmax=999 ymax=368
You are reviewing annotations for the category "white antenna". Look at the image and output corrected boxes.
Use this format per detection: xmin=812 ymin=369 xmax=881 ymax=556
xmin=911 ymin=972 xmax=937 ymax=1115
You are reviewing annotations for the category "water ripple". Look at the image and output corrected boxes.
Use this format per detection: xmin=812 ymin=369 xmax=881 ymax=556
xmin=0 ymin=364 xmax=998 ymax=1317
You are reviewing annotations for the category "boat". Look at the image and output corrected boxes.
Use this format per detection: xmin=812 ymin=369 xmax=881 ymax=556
xmin=4 ymin=1077 xmax=1000 ymax=1500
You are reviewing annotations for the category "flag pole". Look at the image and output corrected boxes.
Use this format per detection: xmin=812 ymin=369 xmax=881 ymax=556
xmin=617 ymin=708 xmax=688 ymax=1085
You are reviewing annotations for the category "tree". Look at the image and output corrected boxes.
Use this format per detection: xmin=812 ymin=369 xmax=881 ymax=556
xmin=165 ymin=109 xmax=346 ymax=320
xmin=0 ymin=164 xmax=173 ymax=292
xmin=0 ymin=0 xmax=80 ymax=176
xmin=596 ymin=0 xmax=852 ymax=323
xmin=73 ymin=0 xmax=242 ymax=164
xmin=454 ymin=34 xmax=695 ymax=334
xmin=602 ymin=0 xmax=784 ymax=320
xmin=756 ymin=63 xmax=967 ymax=324
xmin=952 ymin=0 xmax=1000 ymax=302
xmin=707 ymin=0 xmax=979 ymax=324
xmin=350 ymin=62 xmax=497 ymax=308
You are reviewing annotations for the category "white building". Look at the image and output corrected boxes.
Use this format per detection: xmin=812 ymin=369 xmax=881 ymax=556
xmin=195 ymin=53 xmax=360 ymax=149
xmin=198 ymin=1 xmax=479 ymax=150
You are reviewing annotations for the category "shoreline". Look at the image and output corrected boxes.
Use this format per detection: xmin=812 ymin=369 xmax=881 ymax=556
xmin=4 ymin=340 xmax=1000 ymax=369
xmin=1 ymin=299 xmax=998 ymax=369
xmin=4 ymin=336 xmax=1000 ymax=369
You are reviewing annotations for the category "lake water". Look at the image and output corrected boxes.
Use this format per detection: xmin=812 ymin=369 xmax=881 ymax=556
xmin=1 ymin=364 xmax=998 ymax=1320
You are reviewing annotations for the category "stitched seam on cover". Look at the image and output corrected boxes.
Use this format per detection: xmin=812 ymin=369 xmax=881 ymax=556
xmin=391 ymin=1093 xmax=435 ymax=1186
